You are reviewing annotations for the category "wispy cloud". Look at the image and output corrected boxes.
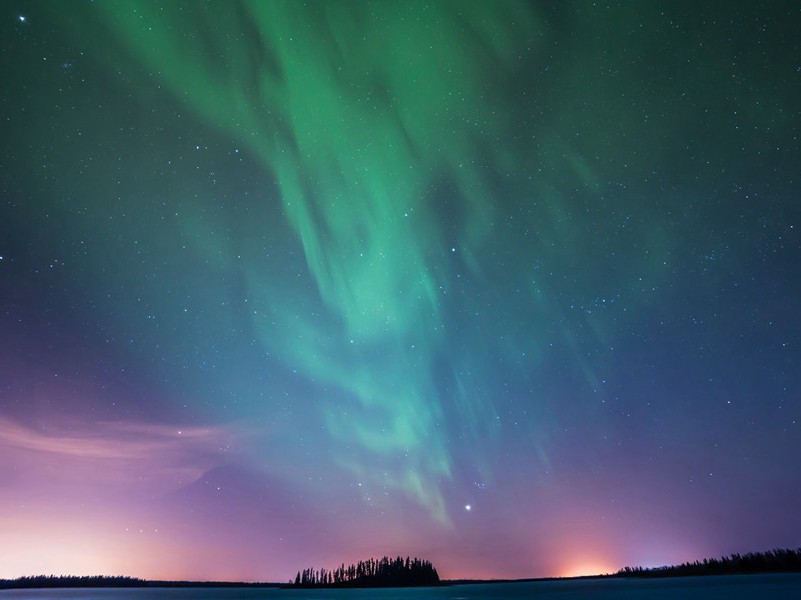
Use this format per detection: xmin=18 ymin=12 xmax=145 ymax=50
xmin=0 ymin=416 xmax=245 ymax=493
xmin=0 ymin=417 xmax=231 ymax=459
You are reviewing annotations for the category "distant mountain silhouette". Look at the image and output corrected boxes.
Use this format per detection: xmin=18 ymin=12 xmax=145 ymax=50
xmin=617 ymin=547 xmax=801 ymax=578
xmin=290 ymin=555 xmax=440 ymax=587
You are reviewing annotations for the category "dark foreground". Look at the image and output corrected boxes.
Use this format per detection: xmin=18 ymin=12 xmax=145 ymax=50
xmin=1 ymin=573 xmax=800 ymax=599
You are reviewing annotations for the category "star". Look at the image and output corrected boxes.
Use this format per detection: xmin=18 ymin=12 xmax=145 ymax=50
xmin=18 ymin=15 xmax=26 ymax=22
xmin=464 ymin=504 xmax=471 ymax=511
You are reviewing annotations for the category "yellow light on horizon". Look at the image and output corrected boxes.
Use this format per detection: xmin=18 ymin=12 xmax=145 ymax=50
xmin=560 ymin=561 xmax=614 ymax=578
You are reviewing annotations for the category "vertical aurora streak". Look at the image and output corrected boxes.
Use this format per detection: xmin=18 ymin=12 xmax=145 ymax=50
xmin=91 ymin=0 xmax=546 ymax=520
xmin=1 ymin=0 xmax=799 ymax=582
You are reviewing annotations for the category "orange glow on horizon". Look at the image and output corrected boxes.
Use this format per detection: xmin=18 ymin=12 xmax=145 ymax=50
xmin=559 ymin=561 xmax=615 ymax=578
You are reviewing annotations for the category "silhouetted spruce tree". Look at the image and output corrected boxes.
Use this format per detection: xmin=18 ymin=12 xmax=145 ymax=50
xmin=617 ymin=548 xmax=801 ymax=578
xmin=291 ymin=555 xmax=440 ymax=587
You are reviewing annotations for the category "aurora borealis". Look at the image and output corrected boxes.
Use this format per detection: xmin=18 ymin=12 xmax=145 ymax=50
xmin=1 ymin=0 xmax=800 ymax=582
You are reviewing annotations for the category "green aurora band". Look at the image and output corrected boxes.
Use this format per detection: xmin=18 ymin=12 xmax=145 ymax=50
xmin=46 ymin=0 xmax=785 ymax=523
xmin=84 ymin=0 xmax=548 ymax=521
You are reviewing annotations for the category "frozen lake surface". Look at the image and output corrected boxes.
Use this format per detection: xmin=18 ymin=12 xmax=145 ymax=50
xmin=2 ymin=573 xmax=800 ymax=599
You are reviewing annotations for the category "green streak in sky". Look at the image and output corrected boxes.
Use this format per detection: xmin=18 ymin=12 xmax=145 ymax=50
xmin=90 ymin=0 xmax=540 ymax=521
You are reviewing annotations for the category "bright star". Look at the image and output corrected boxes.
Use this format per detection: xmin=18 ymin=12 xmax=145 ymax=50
xmin=464 ymin=504 xmax=471 ymax=511
xmin=19 ymin=15 xmax=26 ymax=22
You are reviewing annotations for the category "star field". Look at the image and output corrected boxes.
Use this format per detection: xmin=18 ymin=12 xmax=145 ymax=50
xmin=0 ymin=0 xmax=800 ymax=582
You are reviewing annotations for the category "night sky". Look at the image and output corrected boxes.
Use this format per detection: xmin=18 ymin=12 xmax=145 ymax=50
xmin=1 ymin=0 xmax=800 ymax=583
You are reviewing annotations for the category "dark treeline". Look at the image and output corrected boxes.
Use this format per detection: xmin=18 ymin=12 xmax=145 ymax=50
xmin=291 ymin=555 xmax=440 ymax=587
xmin=0 ymin=575 xmax=144 ymax=589
xmin=0 ymin=575 xmax=276 ymax=590
xmin=617 ymin=548 xmax=801 ymax=578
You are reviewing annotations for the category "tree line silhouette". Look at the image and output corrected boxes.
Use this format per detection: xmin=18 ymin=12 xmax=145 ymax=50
xmin=3 ymin=547 xmax=798 ymax=590
xmin=617 ymin=548 xmax=801 ymax=578
xmin=0 ymin=575 xmax=144 ymax=589
xmin=291 ymin=555 xmax=440 ymax=587
xmin=0 ymin=575 xmax=274 ymax=590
